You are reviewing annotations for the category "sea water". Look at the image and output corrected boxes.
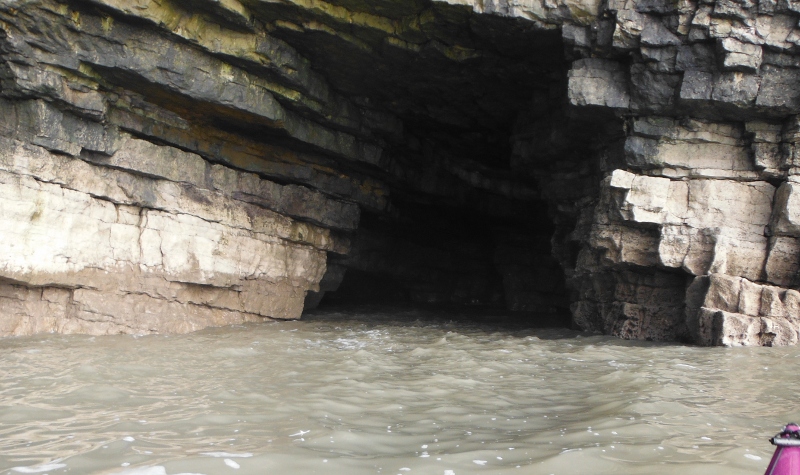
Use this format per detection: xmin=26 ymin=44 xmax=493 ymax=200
xmin=0 ymin=308 xmax=796 ymax=475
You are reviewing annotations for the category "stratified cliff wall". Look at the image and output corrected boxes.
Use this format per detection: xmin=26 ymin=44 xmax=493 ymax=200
xmin=554 ymin=0 xmax=800 ymax=346
xmin=1 ymin=0 xmax=800 ymax=345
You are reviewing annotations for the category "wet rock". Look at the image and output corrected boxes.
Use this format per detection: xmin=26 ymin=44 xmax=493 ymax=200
xmin=686 ymin=274 xmax=800 ymax=346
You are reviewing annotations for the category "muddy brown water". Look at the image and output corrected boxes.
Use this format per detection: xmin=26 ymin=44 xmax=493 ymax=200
xmin=0 ymin=308 xmax=795 ymax=474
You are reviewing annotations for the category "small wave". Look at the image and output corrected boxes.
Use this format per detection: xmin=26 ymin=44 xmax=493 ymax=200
xmin=113 ymin=466 xmax=206 ymax=475
xmin=11 ymin=463 xmax=67 ymax=473
xmin=200 ymin=452 xmax=253 ymax=458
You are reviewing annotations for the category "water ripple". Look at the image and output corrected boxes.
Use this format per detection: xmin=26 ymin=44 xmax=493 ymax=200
xmin=0 ymin=310 xmax=793 ymax=474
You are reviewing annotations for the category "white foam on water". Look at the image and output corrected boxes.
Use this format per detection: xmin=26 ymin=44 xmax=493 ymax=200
xmin=472 ymin=460 xmax=487 ymax=465
xmin=744 ymin=454 xmax=762 ymax=461
xmin=333 ymin=338 xmax=367 ymax=350
xmin=112 ymin=467 xmax=167 ymax=475
xmin=11 ymin=463 xmax=67 ymax=473
xmin=444 ymin=471 xmax=455 ymax=475
xmin=123 ymin=436 xmax=135 ymax=442
xmin=200 ymin=452 xmax=253 ymax=458
xmin=223 ymin=459 xmax=240 ymax=469
xmin=112 ymin=466 xmax=206 ymax=475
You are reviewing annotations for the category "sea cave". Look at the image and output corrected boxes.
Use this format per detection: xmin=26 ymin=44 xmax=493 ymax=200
xmin=1 ymin=0 xmax=800 ymax=346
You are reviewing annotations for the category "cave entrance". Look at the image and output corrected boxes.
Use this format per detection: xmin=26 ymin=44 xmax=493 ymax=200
xmin=316 ymin=203 xmax=572 ymax=327
xmin=256 ymin=2 xmax=590 ymax=327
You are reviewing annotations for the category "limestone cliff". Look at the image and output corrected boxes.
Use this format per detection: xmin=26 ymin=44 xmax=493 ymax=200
xmin=0 ymin=0 xmax=799 ymax=345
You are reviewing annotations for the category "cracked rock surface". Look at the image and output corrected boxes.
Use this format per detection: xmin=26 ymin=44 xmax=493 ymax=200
xmin=2 ymin=0 xmax=800 ymax=345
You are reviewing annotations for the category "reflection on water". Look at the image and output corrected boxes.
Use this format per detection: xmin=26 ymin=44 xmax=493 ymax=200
xmin=0 ymin=308 xmax=796 ymax=475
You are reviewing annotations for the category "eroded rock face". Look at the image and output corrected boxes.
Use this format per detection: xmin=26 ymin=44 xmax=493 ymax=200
xmin=1 ymin=0 xmax=799 ymax=345
xmin=0 ymin=122 xmax=338 ymax=335
xmin=549 ymin=0 xmax=800 ymax=345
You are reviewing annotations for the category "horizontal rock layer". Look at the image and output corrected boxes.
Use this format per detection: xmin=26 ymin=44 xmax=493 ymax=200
xmin=0 ymin=128 xmax=339 ymax=334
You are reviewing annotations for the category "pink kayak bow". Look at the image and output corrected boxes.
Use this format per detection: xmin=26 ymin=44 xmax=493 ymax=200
xmin=765 ymin=423 xmax=800 ymax=475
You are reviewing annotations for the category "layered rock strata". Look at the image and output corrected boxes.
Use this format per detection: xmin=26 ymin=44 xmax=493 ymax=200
xmin=2 ymin=0 xmax=800 ymax=345
xmin=553 ymin=0 xmax=800 ymax=345
xmin=0 ymin=108 xmax=343 ymax=335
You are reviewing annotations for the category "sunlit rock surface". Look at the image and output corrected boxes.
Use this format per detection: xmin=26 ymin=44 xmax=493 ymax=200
xmin=2 ymin=0 xmax=800 ymax=345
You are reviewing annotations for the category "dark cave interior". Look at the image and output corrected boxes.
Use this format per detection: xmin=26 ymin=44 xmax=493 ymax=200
xmin=251 ymin=1 xmax=608 ymax=325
